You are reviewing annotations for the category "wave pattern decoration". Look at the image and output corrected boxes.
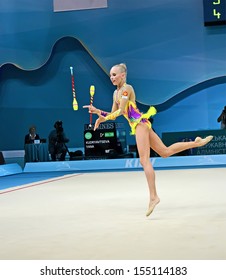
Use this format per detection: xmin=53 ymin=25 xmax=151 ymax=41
xmin=0 ymin=0 xmax=225 ymax=105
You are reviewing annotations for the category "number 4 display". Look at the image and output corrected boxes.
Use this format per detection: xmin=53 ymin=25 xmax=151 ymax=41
xmin=203 ymin=0 xmax=226 ymax=26
xmin=213 ymin=0 xmax=221 ymax=19
xmin=214 ymin=8 xmax=221 ymax=18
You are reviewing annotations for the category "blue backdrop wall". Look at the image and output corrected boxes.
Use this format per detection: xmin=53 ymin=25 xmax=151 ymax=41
xmin=0 ymin=0 xmax=226 ymax=151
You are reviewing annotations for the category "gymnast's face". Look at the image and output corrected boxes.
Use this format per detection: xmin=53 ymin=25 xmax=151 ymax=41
xmin=110 ymin=66 xmax=125 ymax=86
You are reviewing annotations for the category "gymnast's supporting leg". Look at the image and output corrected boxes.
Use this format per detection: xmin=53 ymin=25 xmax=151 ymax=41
xmin=135 ymin=124 xmax=160 ymax=217
xmin=136 ymin=125 xmax=213 ymax=217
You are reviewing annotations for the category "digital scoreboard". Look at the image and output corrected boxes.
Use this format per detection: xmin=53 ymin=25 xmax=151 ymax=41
xmin=84 ymin=122 xmax=127 ymax=158
xmin=203 ymin=0 xmax=226 ymax=26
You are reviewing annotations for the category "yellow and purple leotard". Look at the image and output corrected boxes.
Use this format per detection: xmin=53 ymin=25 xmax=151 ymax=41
xmin=122 ymin=100 xmax=157 ymax=135
xmin=101 ymin=87 xmax=157 ymax=134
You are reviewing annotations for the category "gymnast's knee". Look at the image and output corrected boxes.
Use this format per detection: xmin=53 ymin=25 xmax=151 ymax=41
xmin=139 ymin=156 xmax=151 ymax=167
xmin=159 ymin=149 xmax=170 ymax=158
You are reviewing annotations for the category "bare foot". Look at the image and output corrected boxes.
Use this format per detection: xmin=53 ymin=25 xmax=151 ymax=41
xmin=194 ymin=135 xmax=213 ymax=147
xmin=146 ymin=197 xmax=160 ymax=217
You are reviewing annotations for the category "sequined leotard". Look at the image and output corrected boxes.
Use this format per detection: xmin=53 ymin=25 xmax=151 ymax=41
xmin=115 ymin=94 xmax=157 ymax=135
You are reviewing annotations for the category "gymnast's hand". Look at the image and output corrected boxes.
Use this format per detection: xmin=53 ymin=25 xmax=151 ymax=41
xmin=83 ymin=104 xmax=98 ymax=114
xmin=94 ymin=116 xmax=106 ymax=131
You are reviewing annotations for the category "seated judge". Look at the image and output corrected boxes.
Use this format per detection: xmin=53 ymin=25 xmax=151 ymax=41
xmin=24 ymin=125 xmax=42 ymax=162
xmin=24 ymin=125 xmax=40 ymax=144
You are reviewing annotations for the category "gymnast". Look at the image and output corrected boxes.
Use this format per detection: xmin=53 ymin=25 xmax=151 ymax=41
xmin=83 ymin=63 xmax=213 ymax=217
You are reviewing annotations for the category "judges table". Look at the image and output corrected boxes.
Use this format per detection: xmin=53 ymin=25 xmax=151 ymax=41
xmin=24 ymin=143 xmax=49 ymax=162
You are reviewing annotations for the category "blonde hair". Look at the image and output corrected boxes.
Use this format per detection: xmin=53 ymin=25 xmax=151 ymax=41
xmin=114 ymin=63 xmax=127 ymax=74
